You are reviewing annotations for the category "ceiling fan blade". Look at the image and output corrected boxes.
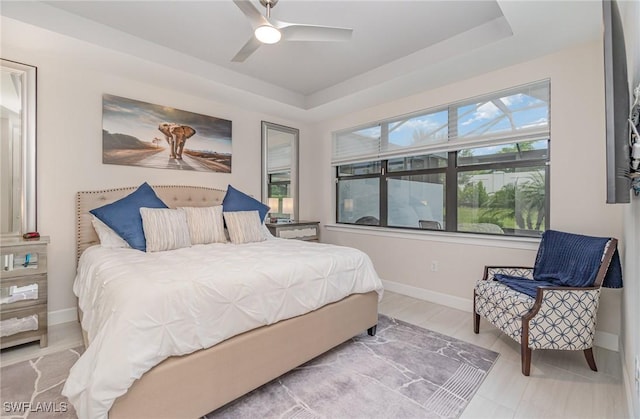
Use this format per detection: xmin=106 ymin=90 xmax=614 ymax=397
xmin=277 ymin=22 xmax=353 ymax=42
xmin=231 ymin=36 xmax=262 ymax=62
xmin=233 ymin=0 xmax=269 ymax=28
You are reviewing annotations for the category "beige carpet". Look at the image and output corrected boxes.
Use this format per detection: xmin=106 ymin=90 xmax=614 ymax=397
xmin=0 ymin=316 xmax=498 ymax=418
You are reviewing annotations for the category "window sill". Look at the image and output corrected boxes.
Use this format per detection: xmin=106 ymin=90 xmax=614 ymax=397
xmin=324 ymin=224 xmax=540 ymax=250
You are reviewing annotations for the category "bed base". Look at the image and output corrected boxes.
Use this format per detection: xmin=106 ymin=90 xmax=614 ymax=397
xmin=75 ymin=186 xmax=379 ymax=418
xmin=108 ymin=291 xmax=378 ymax=419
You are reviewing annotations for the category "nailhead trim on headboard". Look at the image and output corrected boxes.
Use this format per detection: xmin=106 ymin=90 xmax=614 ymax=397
xmin=76 ymin=185 xmax=227 ymax=263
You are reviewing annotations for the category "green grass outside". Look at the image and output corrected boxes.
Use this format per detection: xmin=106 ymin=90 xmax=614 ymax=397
xmin=457 ymin=206 xmax=544 ymax=232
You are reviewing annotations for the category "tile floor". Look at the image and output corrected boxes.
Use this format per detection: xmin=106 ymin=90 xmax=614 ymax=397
xmin=0 ymin=291 xmax=631 ymax=418
xmin=0 ymin=321 xmax=83 ymax=367
xmin=378 ymin=291 xmax=630 ymax=419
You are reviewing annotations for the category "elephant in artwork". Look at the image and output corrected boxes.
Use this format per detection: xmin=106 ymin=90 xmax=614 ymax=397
xmin=158 ymin=122 xmax=196 ymax=159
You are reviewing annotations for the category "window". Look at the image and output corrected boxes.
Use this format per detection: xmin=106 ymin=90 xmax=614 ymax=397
xmin=267 ymin=171 xmax=291 ymax=218
xmin=333 ymin=81 xmax=550 ymax=237
xmin=388 ymin=173 xmax=446 ymax=228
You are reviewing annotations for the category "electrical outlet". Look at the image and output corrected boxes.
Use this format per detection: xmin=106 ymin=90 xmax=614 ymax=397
xmin=430 ymin=261 xmax=438 ymax=272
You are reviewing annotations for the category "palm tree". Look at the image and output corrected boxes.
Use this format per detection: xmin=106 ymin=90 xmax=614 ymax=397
xmin=481 ymin=183 xmax=525 ymax=228
xmin=521 ymin=171 xmax=546 ymax=230
xmin=480 ymin=171 xmax=546 ymax=231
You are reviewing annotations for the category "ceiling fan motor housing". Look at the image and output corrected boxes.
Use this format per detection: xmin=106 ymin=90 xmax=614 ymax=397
xmin=259 ymin=0 xmax=278 ymax=9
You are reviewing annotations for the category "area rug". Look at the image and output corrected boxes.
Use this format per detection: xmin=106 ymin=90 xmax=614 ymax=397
xmin=0 ymin=347 xmax=83 ymax=419
xmin=205 ymin=315 xmax=499 ymax=418
xmin=0 ymin=316 xmax=498 ymax=419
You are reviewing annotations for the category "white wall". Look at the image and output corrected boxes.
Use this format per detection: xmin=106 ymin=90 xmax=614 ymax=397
xmin=305 ymin=41 xmax=625 ymax=341
xmin=1 ymin=17 xmax=309 ymax=321
xmin=619 ymin=0 xmax=640 ymax=414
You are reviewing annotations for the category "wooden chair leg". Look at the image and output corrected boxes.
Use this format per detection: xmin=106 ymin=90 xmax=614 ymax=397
xmin=521 ymin=342 xmax=532 ymax=376
xmin=584 ymin=348 xmax=598 ymax=372
xmin=473 ymin=291 xmax=480 ymax=334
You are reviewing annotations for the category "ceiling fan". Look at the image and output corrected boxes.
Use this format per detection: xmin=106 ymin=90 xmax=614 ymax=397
xmin=231 ymin=0 xmax=353 ymax=62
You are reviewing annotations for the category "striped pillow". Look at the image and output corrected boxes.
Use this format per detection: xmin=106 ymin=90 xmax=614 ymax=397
xmin=140 ymin=208 xmax=191 ymax=252
xmin=223 ymin=210 xmax=266 ymax=244
xmin=178 ymin=206 xmax=226 ymax=244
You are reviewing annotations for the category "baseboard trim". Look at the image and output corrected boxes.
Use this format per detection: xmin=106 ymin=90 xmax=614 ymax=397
xmin=382 ymin=279 xmax=620 ymax=352
xmin=619 ymin=345 xmax=639 ymax=419
xmin=48 ymin=308 xmax=77 ymax=326
xmin=594 ymin=330 xmax=619 ymax=352
xmin=382 ymin=279 xmax=473 ymax=313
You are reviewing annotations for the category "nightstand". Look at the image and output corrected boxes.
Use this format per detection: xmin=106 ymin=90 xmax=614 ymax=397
xmin=266 ymin=221 xmax=320 ymax=242
xmin=0 ymin=236 xmax=49 ymax=349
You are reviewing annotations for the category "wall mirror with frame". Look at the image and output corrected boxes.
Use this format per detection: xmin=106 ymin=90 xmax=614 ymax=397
xmin=1 ymin=59 xmax=37 ymax=237
xmin=261 ymin=121 xmax=299 ymax=222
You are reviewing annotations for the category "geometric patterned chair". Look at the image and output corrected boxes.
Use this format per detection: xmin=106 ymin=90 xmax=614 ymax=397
xmin=473 ymin=231 xmax=620 ymax=376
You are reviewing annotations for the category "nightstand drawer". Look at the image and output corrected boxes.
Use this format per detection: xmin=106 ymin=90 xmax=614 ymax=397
xmin=0 ymin=274 xmax=47 ymax=311
xmin=1 ymin=242 xmax=48 ymax=278
xmin=0 ymin=304 xmax=47 ymax=349
xmin=267 ymin=221 xmax=320 ymax=241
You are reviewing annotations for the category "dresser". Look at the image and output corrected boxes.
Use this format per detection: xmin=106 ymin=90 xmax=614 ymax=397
xmin=266 ymin=221 xmax=320 ymax=242
xmin=0 ymin=236 xmax=49 ymax=349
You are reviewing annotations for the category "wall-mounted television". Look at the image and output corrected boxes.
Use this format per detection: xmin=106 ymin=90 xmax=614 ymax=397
xmin=603 ymin=0 xmax=631 ymax=203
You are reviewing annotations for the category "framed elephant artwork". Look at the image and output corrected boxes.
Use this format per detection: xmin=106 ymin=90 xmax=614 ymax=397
xmin=102 ymin=94 xmax=232 ymax=172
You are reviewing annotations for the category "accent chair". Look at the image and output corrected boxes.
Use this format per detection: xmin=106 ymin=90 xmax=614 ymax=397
xmin=473 ymin=230 xmax=622 ymax=376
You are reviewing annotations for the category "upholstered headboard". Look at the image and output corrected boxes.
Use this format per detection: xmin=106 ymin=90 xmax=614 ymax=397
xmin=76 ymin=185 xmax=226 ymax=261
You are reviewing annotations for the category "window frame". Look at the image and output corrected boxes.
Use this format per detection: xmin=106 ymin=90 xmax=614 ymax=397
xmin=333 ymin=80 xmax=551 ymax=238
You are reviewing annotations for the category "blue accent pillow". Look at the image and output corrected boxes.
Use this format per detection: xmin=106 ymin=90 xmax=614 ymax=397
xmin=222 ymin=184 xmax=270 ymax=223
xmin=90 ymin=182 xmax=168 ymax=251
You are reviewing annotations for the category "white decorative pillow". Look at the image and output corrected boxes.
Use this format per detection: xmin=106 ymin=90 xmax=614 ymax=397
xmin=91 ymin=215 xmax=130 ymax=248
xmin=178 ymin=206 xmax=226 ymax=245
xmin=262 ymin=222 xmax=275 ymax=240
xmin=223 ymin=210 xmax=267 ymax=244
xmin=140 ymin=208 xmax=191 ymax=252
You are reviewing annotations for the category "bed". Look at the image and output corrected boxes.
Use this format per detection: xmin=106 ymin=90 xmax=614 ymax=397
xmin=64 ymin=185 xmax=383 ymax=419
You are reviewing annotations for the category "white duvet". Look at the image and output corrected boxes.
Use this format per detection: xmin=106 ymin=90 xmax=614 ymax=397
xmin=62 ymin=239 xmax=383 ymax=419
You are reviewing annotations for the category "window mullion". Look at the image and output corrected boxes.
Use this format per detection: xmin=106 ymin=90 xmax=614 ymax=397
xmin=446 ymin=151 xmax=457 ymax=232
xmin=544 ymin=163 xmax=550 ymax=231
xmin=446 ymin=108 xmax=458 ymax=232
xmin=379 ymin=123 xmax=389 ymax=227
xmin=457 ymin=158 xmax=549 ymax=173
xmin=335 ymin=167 xmax=339 ymax=223
xmin=380 ymin=160 xmax=388 ymax=227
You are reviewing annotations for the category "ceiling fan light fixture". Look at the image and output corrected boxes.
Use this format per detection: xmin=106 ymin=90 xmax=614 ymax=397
xmin=232 ymin=0 xmax=352 ymax=62
xmin=255 ymin=25 xmax=281 ymax=44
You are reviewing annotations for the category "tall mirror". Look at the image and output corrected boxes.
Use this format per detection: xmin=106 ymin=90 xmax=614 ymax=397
xmin=1 ymin=59 xmax=37 ymax=237
xmin=261 ymin=121 xmax=299 ymax=222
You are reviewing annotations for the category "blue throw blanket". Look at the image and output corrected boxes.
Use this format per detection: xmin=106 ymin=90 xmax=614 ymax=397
xmin=495 ymin=230 xmax=623 ymax=298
